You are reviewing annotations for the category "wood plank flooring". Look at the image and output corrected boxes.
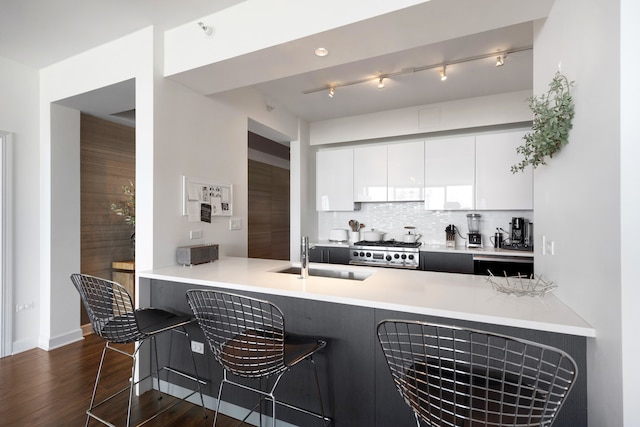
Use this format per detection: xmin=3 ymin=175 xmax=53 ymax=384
xmin=0 ymin=333 xmax=251 ymax=426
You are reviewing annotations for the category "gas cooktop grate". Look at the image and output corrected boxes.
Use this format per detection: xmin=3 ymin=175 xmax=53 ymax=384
xmin=352 ymin=240 xmax=421 ymax=248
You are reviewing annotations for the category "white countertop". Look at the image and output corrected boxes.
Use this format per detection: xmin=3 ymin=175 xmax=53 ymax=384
xmin=139 ymin=257 xmax=593 ymax=338
xmin=314 ymin=240 xmax=534 ymax=257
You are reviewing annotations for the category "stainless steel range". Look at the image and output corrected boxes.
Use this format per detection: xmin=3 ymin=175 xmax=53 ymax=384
xmin=349 ymin=240 xmax=421 ymax=269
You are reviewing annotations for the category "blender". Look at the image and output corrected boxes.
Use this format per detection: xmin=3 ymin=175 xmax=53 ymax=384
xmin=466 ymin=213 xmax=482 ymax=248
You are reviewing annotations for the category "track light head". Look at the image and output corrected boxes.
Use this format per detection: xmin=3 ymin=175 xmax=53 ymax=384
xmin=328 ymin=87 xmax=335 ymax=98
xmin=198 ymin=22 xmax=214 ymax=37
xmin=439 ymin=66 xmax=447 ymax=81
xmin=495 ymin=55 xmax=505 ymax=67
xmin=378 ymin=77 xmax=385 ymax=89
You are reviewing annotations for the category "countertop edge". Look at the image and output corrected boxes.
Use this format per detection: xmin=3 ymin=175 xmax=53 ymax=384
xmin=138 ymin=258 xmax=594 ymax=338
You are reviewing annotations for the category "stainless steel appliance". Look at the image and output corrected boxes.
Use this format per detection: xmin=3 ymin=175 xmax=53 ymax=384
xmin=350 ymin=240 xmax=420 ymax=269
xmin=502 ymin=217 xmax=533 ymax=251
xmin=466 ymin=213 xmax=482 ymax=248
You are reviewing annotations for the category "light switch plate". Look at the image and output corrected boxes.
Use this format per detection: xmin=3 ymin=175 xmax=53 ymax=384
xmin=229 ymin=217 xmax=242 ymax=230
xmin=190 ymin=229 xmax=203 ymax=239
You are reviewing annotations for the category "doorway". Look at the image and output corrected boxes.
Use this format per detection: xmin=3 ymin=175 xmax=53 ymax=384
xmin=55 ymin=79 xmax=136 ymax=332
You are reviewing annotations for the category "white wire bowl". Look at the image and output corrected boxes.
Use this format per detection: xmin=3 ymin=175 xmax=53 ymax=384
xmin=486 ymin=271 xmax=556 ymax=297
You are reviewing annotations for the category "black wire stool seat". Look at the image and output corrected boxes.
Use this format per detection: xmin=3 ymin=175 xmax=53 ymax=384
xmin=186 ymin=289 xmax=332 ymax=427
xmin=71 ymin=273 xmax=207 ymax=427
xmin=377 ymin=320 xmax=578 ymax=427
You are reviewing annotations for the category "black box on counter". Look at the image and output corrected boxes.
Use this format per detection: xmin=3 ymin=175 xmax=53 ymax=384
xmin=177 ymin=244 xmax=219 ymax=266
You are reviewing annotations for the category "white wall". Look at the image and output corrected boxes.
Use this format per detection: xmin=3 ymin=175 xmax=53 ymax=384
xmin=533 ymin=0 xmax=626 ymax=424
xmin=151 ymin=77 xmax=251 ymax=266
xmin=0 ymin=57 xmax=40 ymax=354
xmin=44 ymin=104 xmax=81 ymax=349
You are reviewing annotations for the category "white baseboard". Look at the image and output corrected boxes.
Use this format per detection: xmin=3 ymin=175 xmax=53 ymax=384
xmin=11 ymin=337 xmax=39 ymax=355
xmin=39 ymin=328 xmax=84 ymax=351
xmin=158 ymin=379 xmax=298 ymax=427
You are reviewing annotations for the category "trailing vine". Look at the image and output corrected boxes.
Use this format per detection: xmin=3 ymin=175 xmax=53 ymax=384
xmin=512 ymin=71 xmax=575 ymax=173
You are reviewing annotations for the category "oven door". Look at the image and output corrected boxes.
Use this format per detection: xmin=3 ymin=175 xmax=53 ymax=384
xmin=473 ymin=255 xmax=534 ymax=277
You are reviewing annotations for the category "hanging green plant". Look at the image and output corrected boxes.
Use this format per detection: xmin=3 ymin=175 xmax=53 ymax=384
xmin=511 ymin=71 xmax=575 ymax=173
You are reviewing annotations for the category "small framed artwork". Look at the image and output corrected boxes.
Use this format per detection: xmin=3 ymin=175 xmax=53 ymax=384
xmin=182 ymin=176 xmax=233 ymax=222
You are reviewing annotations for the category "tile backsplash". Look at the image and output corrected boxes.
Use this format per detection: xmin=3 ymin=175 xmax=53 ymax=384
xmin=317 ymin=202 xmax=533 ymax=246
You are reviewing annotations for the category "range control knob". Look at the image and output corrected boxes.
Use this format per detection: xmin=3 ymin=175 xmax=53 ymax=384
xmin=408 ymin=254 xmax=415 ymax=260
xmin=386 ymin=255 xmax=392 ymax=261
xmin=394 ymin=254 xmax=400 ymax=259
xmin=353 ymin=251 xmax=359 ymax=257
xmin=401 ymin=254 xmax=407 ymax=260
xmin=359 ymin=252 xmax=365 ymax=257
xmin=366 ymin=252 xmax=372 ymax=257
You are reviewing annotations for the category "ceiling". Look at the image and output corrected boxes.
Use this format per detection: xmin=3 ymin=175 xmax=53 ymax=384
xmin=0 ymin=1 xmax=548 ymax=128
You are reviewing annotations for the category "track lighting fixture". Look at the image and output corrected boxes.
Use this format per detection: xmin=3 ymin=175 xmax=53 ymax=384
xmin=440 ymin=66 xmax=447 ymax=81
xmin=198 ymin=22 xmax=214 ymax=37
xmin=302 ymin=46 xmax=531 ymax=96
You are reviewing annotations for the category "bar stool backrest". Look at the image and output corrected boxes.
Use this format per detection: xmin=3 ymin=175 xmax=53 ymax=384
xmin=377 ymin=320 xmax=578 ymax=427
xmin=71 ymin=273 xmax=143 ymax=344
xmin=186 ymin=290 xmax=286 ymax=379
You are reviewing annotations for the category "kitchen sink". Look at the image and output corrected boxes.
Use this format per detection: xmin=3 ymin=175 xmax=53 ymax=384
xmin=276 ymin=266 xmax=372 ymax=281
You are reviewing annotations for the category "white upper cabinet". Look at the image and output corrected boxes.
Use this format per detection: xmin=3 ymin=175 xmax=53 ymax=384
xmin=354 ymin=145 xmax=388 ymax=202
xmin=475 ymin=130 xmax=533 ymax=210
xmin=424 ymin=136 xmax=475 ymax=210
xmin=316 ymin=148 xmax=355 ymax=211
xmin=388 ymin=141 xmax=424 ymax=201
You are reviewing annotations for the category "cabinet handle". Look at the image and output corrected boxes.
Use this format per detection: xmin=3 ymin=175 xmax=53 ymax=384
xmin=472 ymin=256 xmax=533 ymax=264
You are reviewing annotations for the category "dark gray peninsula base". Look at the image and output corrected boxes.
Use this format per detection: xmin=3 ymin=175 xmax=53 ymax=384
xmin=140 ymin=277 xmax=587 ymax=427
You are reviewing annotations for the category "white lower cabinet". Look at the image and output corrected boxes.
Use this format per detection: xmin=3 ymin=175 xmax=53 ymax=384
xmin=424 ymin=136 xmax=475 ymax=210
xmin=475 ymin=130 xmax=533 ymax=210
xmin=316 ymin=148 xmax=355 ymax=211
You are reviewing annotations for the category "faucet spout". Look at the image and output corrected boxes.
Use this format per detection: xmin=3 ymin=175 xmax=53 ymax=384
xmin=300 ymin=236 xmax=310 ymax=279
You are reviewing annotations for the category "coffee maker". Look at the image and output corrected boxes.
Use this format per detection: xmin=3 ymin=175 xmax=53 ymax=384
xmin=504 ymin=217 xmax=533 ymax=250
xmin=466 ymin=213 xmax=482 ymax=248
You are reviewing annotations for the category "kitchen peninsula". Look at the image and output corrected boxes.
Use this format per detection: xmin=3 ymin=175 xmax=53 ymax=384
xmin=139 ymin=258 xmax=593 ymax=426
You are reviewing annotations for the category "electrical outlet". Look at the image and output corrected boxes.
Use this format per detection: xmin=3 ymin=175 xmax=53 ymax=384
xmin=191 ymin=341 xmax=205 ymax=354
xmin=15 ymin=302 xmax=34 ymax=312
xmin=229 ymin=217 xmax=242 ymax=231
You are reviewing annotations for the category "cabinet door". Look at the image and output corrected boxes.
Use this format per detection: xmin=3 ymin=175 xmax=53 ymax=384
xmin=475 ymin=130 xmax=533 ymax=210
xmin=388 ymin=141 xmax=424 ymax=201
xmin=327 ymin=247 xmax=350 ymax=265
xmin=316 ymin=148 xmax=355 ymax=211
xmin=354 ymin=145 xmax=387 ymax=202
xmin=424 ymin=136 xmax=475 ymax=210
xmin=420 ymin=252 xmax=474 ymax=274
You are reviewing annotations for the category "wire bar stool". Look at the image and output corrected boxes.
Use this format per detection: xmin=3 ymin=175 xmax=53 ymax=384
xmin=71 ymin=273 xmax=207 ymax=427
xmin=186 ymin=289 xmax=331 ymax=427
xmin=377 ymin=320 xmax=578 ymax=427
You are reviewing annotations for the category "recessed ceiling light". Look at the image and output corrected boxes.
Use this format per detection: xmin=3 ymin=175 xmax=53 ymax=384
xmin=315 ymin=47 xmax=329 ymax=57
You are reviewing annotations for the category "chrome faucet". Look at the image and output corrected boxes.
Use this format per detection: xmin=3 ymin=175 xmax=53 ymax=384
xmin=301 ymin=236 xmax=310 ymax=279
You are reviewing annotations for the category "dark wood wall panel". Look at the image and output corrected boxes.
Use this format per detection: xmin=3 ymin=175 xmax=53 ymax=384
xmin=80 ymin=114 xmax=135 ymax=323
xmin=248 ymin=159 xmax=290 ymax=260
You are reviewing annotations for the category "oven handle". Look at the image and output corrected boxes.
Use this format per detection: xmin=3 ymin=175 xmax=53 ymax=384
xmin=472 ymin=255 xmax=533 ymax=264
